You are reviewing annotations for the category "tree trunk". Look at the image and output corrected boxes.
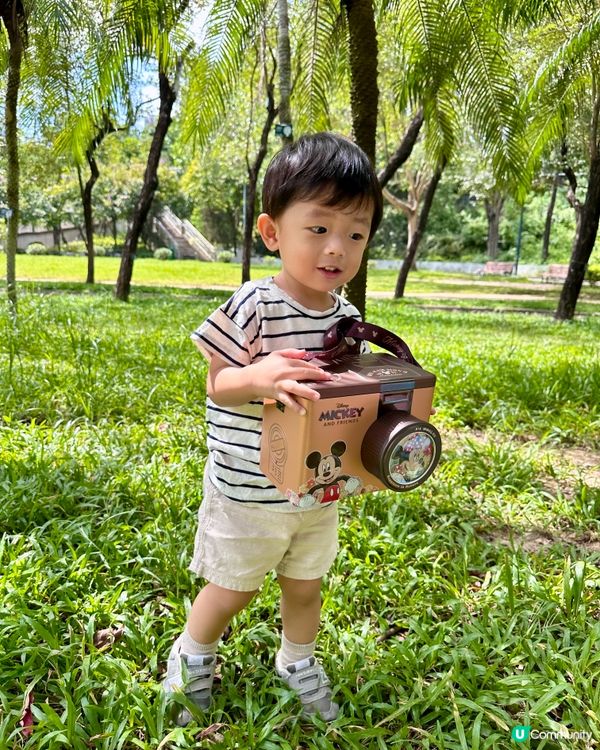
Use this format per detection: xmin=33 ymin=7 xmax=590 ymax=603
xmin=52 ymin=225 xmax=61 ymax=249
xmin=277 ymin=0 xmax=293 ymax=146
xmin=556 ymin=151 xmax=600 ymax=320
xmin=394 ymin=162 xmax=445 ymax=298
xmin=2 ymin=1 xmax=26 ymax=312
xmin=242 ymin=82 xmax=278 ymax=283
xmin=485 ymin=192 xmax=504 ymax=260
xmin=83 ymin=153 xmax=99 ymax=284
xmin=115 ymin=69 xmax=178 ymax=301
xmin=378 ymin=109 xmax=424 ymax=189
xmin=112 ymin=214 xmax=118 ymax=250
xmin=341 ymin=0 xmax=379 ymax=318
xmin=541 ymin=173 xmax=559 ymax=263
xmin=80 ymin=117 xmax=117 ymax=284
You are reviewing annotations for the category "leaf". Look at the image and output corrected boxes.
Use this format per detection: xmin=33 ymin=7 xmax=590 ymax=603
xmin=93 ymin=625 xmax=125 ymax=649
xmin=195 ymin=723 xmax=227 ymax=743
xmin=19 ymin=690 xmax=35 ymax=737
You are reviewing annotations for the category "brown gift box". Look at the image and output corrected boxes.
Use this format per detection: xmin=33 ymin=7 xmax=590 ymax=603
xmin=260 ymin=348 xmax=441 ymax=508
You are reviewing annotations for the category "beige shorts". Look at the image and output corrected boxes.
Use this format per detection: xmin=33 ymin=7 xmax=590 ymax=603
xmin=189 ymin=473 xmax=339 ymax=591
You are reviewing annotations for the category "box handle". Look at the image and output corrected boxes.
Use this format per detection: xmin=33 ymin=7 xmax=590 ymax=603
xmin=307 ymin=317 xmax=420 ymax=367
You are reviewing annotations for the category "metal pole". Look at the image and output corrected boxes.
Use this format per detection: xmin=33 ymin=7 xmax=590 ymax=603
xmin=515 ymin=205 xmax=525 ymax=275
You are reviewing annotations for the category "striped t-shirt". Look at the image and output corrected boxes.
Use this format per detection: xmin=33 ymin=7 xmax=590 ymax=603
xmin=191 ymin=276 xmax=364 ymax=506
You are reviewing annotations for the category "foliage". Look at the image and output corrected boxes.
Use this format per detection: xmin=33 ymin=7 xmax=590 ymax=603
xmin=0 ymin=289 xmax=598 ymax=748
xmin=153 ymin=247 xmax=173 ymax=260
xmin=24 ymin=243 xmax=50 ymax=256
xmin=216 ymin=250 xmax=235 ymax=263
xmin=523 ymin=5 xmax=600 ymax=173
xmin=380 ymin=0 xmax=530 ymax=196
xmin=587 ymin=264 xmax=600 ymax=285
xmin=176 ymin=127 xmax=247 ymax=251
xmin=66 ymin=240 xmax=115 ymax=257
xmin=180 ymin=0 xmax=270 ymax=148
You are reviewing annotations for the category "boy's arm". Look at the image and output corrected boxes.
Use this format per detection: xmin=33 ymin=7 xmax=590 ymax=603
xmin=202 ymin=345 xmax=332 ymax=415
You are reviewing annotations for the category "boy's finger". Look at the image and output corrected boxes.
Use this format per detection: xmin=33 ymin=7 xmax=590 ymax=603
xmin=279 ymin=380 xmax=321 ymax=405
xmin=275 ymin=389 xmax=310 ymax=415
xmin=277 ymin=348 xmax=310 ymax=359
xmin=297 ymin=367 xmax=332 ymax=381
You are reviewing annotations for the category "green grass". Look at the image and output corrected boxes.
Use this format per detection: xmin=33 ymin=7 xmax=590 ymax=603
xmin=1 ymin=289 xmax=599 ymax=749
xmin=6 ymin=255 xmax=600 ymax=317
xmin=2 ymin=255 xmax=279 ymax=288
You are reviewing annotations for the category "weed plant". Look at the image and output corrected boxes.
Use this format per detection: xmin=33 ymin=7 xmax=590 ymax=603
xmin=1 ymin=290 xmax=599 ymax=749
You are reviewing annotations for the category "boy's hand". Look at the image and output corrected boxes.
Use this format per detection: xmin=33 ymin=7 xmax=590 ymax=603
xmin=250 ymin=349 xmax=332 ymax=415
xmin=207 ymin=349 xmax=332 ymax=414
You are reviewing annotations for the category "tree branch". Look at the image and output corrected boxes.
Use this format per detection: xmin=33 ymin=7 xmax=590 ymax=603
xmin=377 ymin=108 xmax=424 ymax=189
xmin=382 ymin=187 xmax=413 ymax=216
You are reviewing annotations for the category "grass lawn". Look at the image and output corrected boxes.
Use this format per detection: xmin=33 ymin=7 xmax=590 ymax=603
xmin=6 ymin=255 xmax=600 ymax=315
xmin=1 ymin=288 xmax=599 ymax=749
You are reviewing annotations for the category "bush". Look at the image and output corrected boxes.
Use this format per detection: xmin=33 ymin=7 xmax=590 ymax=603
xmin=153 ymin=247 xmax=173 ymax=260
xmin=25 ymin=243 xmax=50 ymax=255
xmin=63 ymin=240 xmax=87 ymax=256
xmin=422 ymin=234 xmax=465 ymax=261
xmin=587 ymin=264 xmax=600 ymax=286
xmin=93 ymin=239 xmax=116 ymax=257
xmin=217 ymin=250 xmax=235 ymax=263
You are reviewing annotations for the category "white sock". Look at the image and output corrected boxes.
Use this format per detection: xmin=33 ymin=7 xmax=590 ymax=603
xmin=180 ymin=627 xmax=220 ymax=656
xmin=276 ymin=633 xmax=316 ymax=671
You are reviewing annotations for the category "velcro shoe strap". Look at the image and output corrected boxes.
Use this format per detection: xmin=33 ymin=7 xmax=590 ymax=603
xmin=286 ymin=662 xmax=331 ymax=701
xmin=183 ymin=655 xmax=215 ymax=693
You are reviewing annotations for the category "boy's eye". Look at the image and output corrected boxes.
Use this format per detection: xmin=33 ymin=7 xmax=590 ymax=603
xmin=309 ymin=226 xmax=327 ymax=234
xmin=350 ymin=233 xmax=365 ymax=241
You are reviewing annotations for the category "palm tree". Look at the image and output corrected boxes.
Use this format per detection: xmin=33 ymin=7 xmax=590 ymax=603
xmin=109 ymin=0 xmax=194 ymax=301
xmin=277 ymin=0 xmax=293 ymax=145
xmin=525 ymin=5 xmax=600 ymax=320
xmin=340 ymin=0 xmax=379 ymax=317
xmin=371 ymin=0 xmax=544 ymax=303
xmin=1 ymin=0 xmax=83 ymax=310
xmin=52 ymin=0 xmax=194 ymax=300
xmin=241 ymin=39 xmax=279 ymax=283
xmin=48 ymin=25 xmax=137 ymax=286
xmin=1 ymin=0 xmax=26 ymax=311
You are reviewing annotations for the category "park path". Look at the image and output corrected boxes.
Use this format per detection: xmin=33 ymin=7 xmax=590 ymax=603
xmin=370 ymin=290 xmax=600 ymax=304
xmin=12 ymin=276 xmax=600 ymax=306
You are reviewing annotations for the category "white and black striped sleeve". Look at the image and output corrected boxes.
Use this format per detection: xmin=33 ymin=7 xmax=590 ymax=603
xmin=191 ymin=286 xmax=260 ymax=367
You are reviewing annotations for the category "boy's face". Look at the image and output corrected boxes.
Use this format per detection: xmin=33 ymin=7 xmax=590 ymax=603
xmin=257 ymin=199 xmax=373 ymax=310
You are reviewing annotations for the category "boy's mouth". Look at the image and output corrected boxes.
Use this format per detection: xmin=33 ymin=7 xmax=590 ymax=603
xmin=318 ymin=265 xmax=342 ymax=276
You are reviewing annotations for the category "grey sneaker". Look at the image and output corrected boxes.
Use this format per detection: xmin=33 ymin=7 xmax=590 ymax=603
xmin=163 ymin=637 xmax=216 ymax=726
xmin=277 ymin=656 xmax=339 ymax=721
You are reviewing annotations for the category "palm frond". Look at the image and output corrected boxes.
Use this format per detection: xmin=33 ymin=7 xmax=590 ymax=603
xmin=451 ymin=1 xmax=529 ymax=192
xmin=524 ymin=10 xmax=600 ymax=172
xmin=180 ymin=0 xmax=268 ymax=147
xmin=390 ymin=0 xmax=463 ymax=111
xmin=293 ymin=0 xmax=345 ymax=131
xmin=527 ymin=10 xmax=600 ymax=103
xmin=422 ymin=85 xmax=460 ymax=165
xmin=0 ymin=25 xmax=8 ymax=76
xmin=494 ymin=0 xmax=576 ymax=28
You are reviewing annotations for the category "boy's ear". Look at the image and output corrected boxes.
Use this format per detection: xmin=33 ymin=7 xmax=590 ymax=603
xmin=256 ymin=213 xmax=279 ymax=252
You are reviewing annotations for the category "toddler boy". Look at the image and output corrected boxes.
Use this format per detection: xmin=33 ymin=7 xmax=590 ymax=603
xmin=164 ymin=132 xmax=383 ymax=725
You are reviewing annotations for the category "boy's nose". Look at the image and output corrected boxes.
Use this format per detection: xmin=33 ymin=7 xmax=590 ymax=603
xmin=324 ymin=236 xmax=344 ymax=256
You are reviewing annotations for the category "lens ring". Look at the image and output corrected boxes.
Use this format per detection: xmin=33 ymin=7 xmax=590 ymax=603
xmin=362 ymin=412 xmax=441 ymax=491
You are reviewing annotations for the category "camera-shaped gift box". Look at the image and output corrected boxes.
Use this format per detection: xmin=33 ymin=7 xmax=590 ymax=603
xmin=260 ymin=318 xmax=442 ymax=507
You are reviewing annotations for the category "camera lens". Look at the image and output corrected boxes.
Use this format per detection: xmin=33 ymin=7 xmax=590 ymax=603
xmin=361 ymin=412 xmax=441 ymax=491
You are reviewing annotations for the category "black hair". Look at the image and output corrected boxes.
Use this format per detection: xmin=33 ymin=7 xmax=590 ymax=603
xmin=262 ymin=132 xmax=383 ymax=240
